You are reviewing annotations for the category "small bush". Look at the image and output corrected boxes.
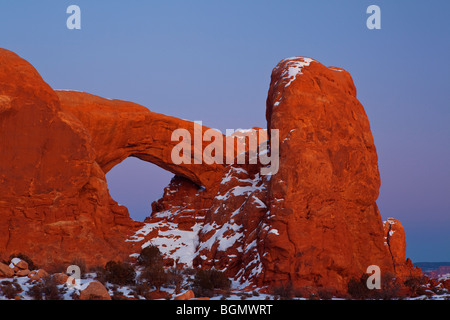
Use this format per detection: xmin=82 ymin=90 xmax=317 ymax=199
xmin=193 ymin=269 xmax=231 ymax=297
xmin=374 ymin=273 xmax=402 ymax=300
xmin=70 ymin=257 xmax=87 ymax=277
xmin=1 ymin=281 xmax=21 ymax=299
xmin=139 ymin=265 xmax=169 ymax=291
xmin=138 ymin=245 xmax=164 ymax=267
xmin=137 ymin=246 xmax=171 ymax=292
xmin=182 ymin=268 xmax=197 ymax=276
xmin=317 ymin=288 xmax=334 ymax=300
xmin=167 ymin=268 xmax=184 ymax=294
xmin=27 ymin=277 xmax=64 ymax=300
xmin=271 ymin=281 xmax=294 ymax=300
xmin=348 ymin=273 xmax=404 ymax=300
xmin=100 ymin=261 xmax=136 ymax=286
xmin=27 ymin=283 xmax=43 ymax=300
xmin=404 ymin=276 xmax=427 ymax=297
xmin=347 ymin=274 xmax=372 ymax=299
xmin=134 ymin=283 xmax=153 ymax=300
xmin=109 ymin=285 xmax=127 ymax=300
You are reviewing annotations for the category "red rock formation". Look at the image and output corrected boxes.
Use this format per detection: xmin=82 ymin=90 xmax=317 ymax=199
xmin=384 ymin=218 xmax=422 ymax=280
xmin=259 ymin=57 xmax=395 ymax=292
xmin=124 ymin=57 xmax=423 ymax=295
xmin=0 ymin=49 xmax=139 ymax=268
xmin=79 ymin=281 xmax=111 ymax=300
xmin=0 ymin=49 xmax=235 ymax=269
xmin=0 ymin=49 xmax=246 ymax=270
xmin=0 ymin=49 xmax=420 ymax=295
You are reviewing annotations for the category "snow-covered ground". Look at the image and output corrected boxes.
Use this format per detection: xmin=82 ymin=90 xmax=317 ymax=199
xmin=1 ymin=270 xmax=449 ymax=300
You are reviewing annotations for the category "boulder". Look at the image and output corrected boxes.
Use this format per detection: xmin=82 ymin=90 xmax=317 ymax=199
xmin=15 ymin=269 xmax=30 ymax=277
xmin=53 ymin=273 xmax=70 ymax=285
xmin=28 ymin=269 xmax=49 ymax=281
xmin=79 ymin=281 xmax=111 ymax=300
xmin=10 ymin=258 xmax=28 ymax=270
xmin=174 ymin=289 xmax=195 ymax=300
xmin=0 ymin=262 xmax=14 ymax=278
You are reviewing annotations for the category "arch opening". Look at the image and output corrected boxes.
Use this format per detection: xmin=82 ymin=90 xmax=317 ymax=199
xmin=106 ymin=157 xmax=174 ymax=222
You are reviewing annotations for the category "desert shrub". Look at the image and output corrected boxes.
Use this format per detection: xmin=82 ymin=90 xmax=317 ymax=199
xmin=404 ymin=276 xmax=427 ymax=297
xmin=134 ymin=282 xmax=153 ymax=300
xmin=293 ymin=287 xmax=311 ymax=299
xmin=109 ymin=284 xmax=127 ymax=300
xmin=1 ymin=280 xmax=21 ymax=299
xmin=347 ymin=274 xmax=372 ymax=299
xmin=138 ymin=245 xmax=164 ymax=267
xmin=374 ymin=273 xmax=402 ymax=300
xmin=27 ymin=283 xmax=43 ymax=300
xmin=8 ymin=253 xmax=38 ymax=270
xmin=308 ymin=292 xmax=320 ymax=300
xmin=137 ymin=245 xmax=172 ymax=291
xmin=70 ymin=257 xmax=87 ymax=277
xmin=348 ymin=273 xmax=404 ymax=300
xmin=166 ymin=268 xmax=184 ymax=294
xmin=139 ymin=264 xmax=169 ymax=291
xmin=271 ymin=281 xmax=294 ymax=300
xmin=27 ymin=277 xmax=65 ymax=300
xmin=100 ymin=261 xmax=136 ymax=286
xmin=182 ymin=268 xmax=197 ymax=276
xmin=317 ymin=288 xmax=334 ymax=300
xmin=193 ymin=269 xmax=231 ymax=297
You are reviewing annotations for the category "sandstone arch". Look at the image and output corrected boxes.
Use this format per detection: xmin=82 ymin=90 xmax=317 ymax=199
xmin=57 ymin=91 xmax=228 ymax=189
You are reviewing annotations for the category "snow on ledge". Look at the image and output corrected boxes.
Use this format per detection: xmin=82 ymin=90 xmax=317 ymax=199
xmin=280 ymin=57 xmax=315 ymax=87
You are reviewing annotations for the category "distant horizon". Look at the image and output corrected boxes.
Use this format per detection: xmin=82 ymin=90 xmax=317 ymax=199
xmin=1 ymin=0 xmax=449 ymax=262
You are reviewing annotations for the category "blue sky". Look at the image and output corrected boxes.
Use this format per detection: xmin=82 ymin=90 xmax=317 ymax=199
xmin=1 ymin=0 xmax=449 ymax=261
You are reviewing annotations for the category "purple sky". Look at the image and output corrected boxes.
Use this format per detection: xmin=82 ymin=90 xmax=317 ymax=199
xmin=1 ymin=1 xmax=449 ymax=262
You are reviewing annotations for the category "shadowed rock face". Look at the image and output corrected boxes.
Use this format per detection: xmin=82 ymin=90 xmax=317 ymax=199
xmin=0 ymin=49 xmax=419 ymax=294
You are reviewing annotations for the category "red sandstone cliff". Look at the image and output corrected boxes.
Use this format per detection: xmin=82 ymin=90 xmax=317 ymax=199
xmin=0 ymin=49 xmax=141 ymax=268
